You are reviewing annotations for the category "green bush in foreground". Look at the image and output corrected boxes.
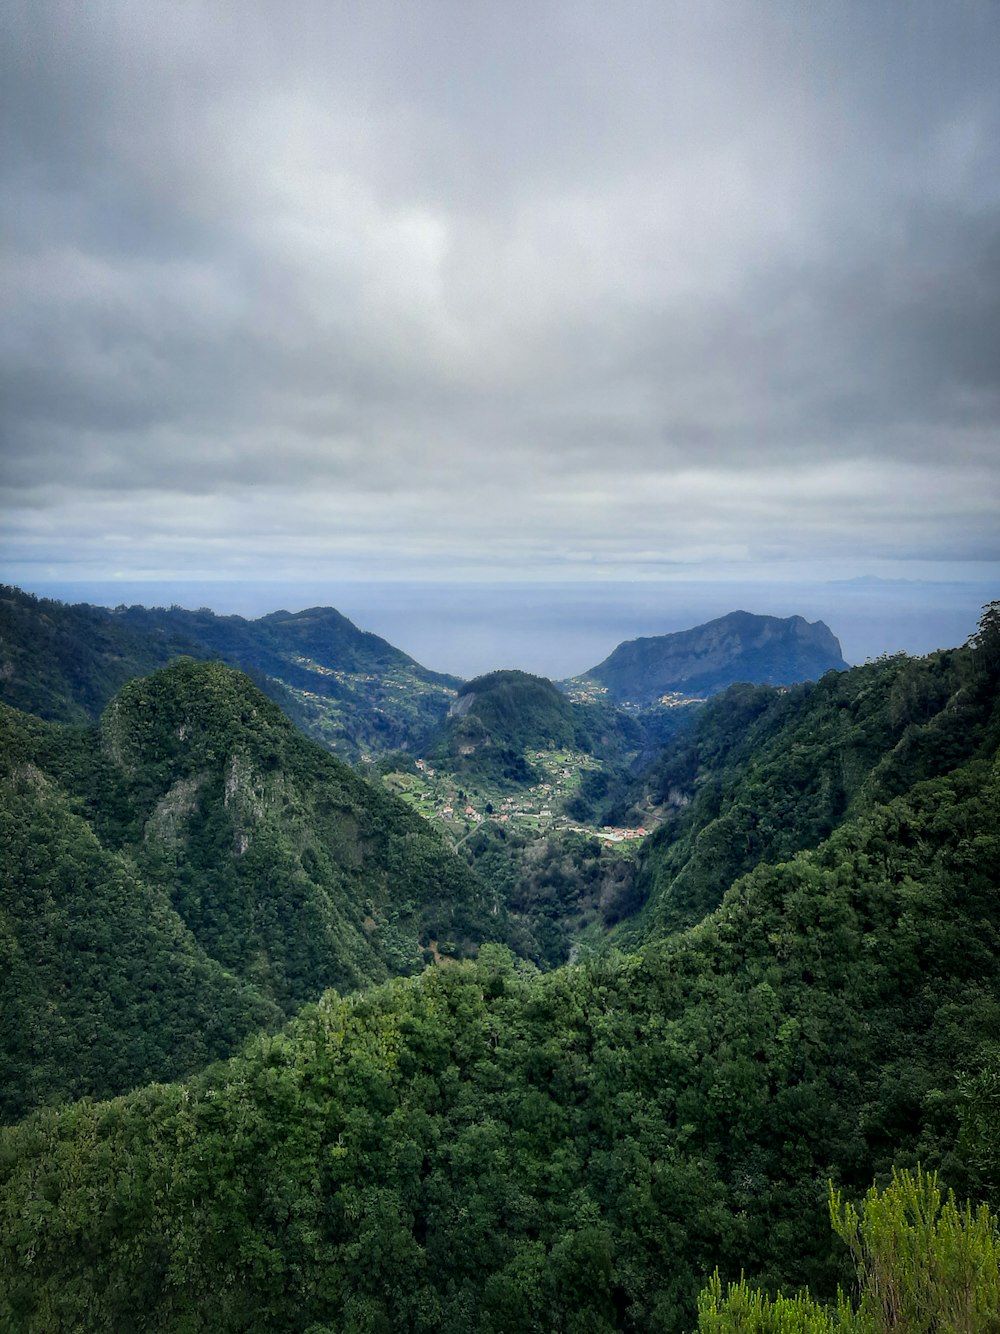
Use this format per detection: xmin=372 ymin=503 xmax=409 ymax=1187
xmin=696 ymin=1168 xmax=1000 ymax=1332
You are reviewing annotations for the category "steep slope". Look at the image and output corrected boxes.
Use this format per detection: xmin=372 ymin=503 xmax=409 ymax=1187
xmin=0 ymin=586 xmax=460 ymax=760
xmin=579 ymin=610 xmax=848 ymax=707
xmin=99 ymin=659 xmax=497 ymax=1001
xmin=622 ymin=638 xmax=989 ymax=941
xmin=0 ymin=585 xmax=195 ymax=724
xmin=2 ymin=623 xmax=997 ymax=1332
xmin=0 ymin=660 xmax=500 ymax=1121
xmin=426 ymin=669 xmax=582 ymax=785
xmin=425 ymin=668 xmax=640 ymax=788
xmin=0 ymin=707 xmax=281 ymax=1124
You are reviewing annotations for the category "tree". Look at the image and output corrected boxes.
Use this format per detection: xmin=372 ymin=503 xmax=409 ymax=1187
xmin=694 ymin=1169 xmax=1000 ymax=1333
xmin=831 ymin=1167 xmax=1000 ymax=1333
xmin=969 ymin=601 xmax=1000 ymax=679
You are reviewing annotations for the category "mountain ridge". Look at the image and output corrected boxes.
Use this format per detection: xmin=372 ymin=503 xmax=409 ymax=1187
xmin=0 ymin=657 xmax=503 ymax=1122
xmin=578 ymin=609 xmax=848 ymax=706
xmin=1 ymin=612 xmax=997 ymax=1331
xmin=0 ymin=585 xmax=459 ymax=761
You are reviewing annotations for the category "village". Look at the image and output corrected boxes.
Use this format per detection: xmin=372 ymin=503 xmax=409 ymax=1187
xmin=380 ymin=746 xmax=653 ymax=851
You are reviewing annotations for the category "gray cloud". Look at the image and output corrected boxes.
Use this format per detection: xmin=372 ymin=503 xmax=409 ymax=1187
xmin=2 ymin=0 xmax=999 ymax=584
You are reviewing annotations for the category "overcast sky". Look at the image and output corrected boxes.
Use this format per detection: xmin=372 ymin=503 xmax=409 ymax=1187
xmin=3 ymin=1 xmax=999 ymax=592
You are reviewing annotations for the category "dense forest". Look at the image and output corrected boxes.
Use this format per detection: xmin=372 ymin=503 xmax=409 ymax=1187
xmin=0 ymin=586 xmax=460 ymax=761
xmin=0 ymin=602 xmax=998 ymax=1330
xmin=0 ymin=659 xmax=501 ymax=1124
xmin=424 ymin=668 xmax=645 ymax=788
xmin=622 ymin=632 xmax=997 ymax=943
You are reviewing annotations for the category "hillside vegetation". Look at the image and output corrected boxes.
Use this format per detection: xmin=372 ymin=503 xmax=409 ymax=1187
xmin=0 ymin=659 xmax=499 ymax=1123
xmin=425 ymin=669 xmax=642 ymax=786
xmin=0 ymin=586 xmax=459 ymax=761
xmin=624 ymin=637 xmax=992 ymax=941
xmin=1 ymin=609 xmax=997 ymax=1331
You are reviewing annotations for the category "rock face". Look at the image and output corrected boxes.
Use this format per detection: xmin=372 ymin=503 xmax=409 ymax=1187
xmin=585 ymin=611 xmax=849 ymax=706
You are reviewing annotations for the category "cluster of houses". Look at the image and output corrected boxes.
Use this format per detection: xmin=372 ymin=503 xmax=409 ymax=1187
xmin=562 ymin=679 xmax=610 ymax=705
xmin=403 ymin=751 xmax=653 ymax=845
xmin=599 ymin=825 xmax=649 ymax=844
xmin=290 ymin=654 xmax=378 ymax=685
xmin=435 ymin=798 xmax=649 ymax=846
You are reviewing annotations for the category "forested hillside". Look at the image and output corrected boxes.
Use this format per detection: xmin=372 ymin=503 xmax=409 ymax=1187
xmin=0 ymin=585 xmax=195 ymax=724
xmin=622 ymin=634 xmax=993 ymax=942
xmin=0 ymin=707 xmax=281 ymax=1123
xmin=0 ymin=659 xmax=499 ymax=1123
xmin=1 ymin=610 xmax=997 ymax=1332
xmin=0 ymin=586 xmax=459 ymax=760
xmin=404 ymin=669 xmax=658 ymax=965
xmin=425 ymin=668 xmax=641 ymax=787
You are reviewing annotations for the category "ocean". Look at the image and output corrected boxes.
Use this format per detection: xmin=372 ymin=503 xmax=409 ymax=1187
xmin=21 ymin=577 xmax=996 ymax=681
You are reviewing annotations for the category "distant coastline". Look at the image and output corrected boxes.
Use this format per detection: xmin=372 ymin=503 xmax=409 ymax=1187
xmin=14 ymin=576 xmax=994 ymax=681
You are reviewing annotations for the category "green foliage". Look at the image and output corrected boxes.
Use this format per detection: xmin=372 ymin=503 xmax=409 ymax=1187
xmin=831 ymin=1167 xmax=1000 ymax=1332
xmin=0 ymin=734 xmax=281 ymax=1123
xmin=0 ymin=660 xmax=502 ymax=1121
xmin=626 ymin=644 xmax=986 ymax=941
xmin=2 ymin=621 xmax=999 ymax=1330
xmin=426 ymin=670 xmax=579 ymax=786
xmin=694 ymin=1271 xmax=847 ymax=1332
xmin=968 ymin=601 xmax=1000 ymax=680
xmin=696 ymin=1169 xmax=1000 ymax=1333
xmin=0 ymin=585 xmax=459 ymax=762
xmin=0 ymin=584 xmax=192 ymax=724
xmin=3 ymin=705 xmax=1000 ymax=1329
xmin=959 ymin=1048 xmax=1000 ymax=1201
xmin=423 ymin=669 xmax=649 ymax=794
xmin=467 ymin=824 xmax=639 ymax=965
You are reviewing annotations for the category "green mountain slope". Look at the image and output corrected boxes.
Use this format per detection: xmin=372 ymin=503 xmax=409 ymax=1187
xmin=101 ymin=660 xmax=498 ymax=999
xmin=0 ymin=713 xmax=281 ymax=1124
xmin=425 ymin=668 xmax=641 ymax=788
xmin=1 ymin=615 xmax=997 ymax=1332
xmin=426 ymin=669 xmax=585 ymax=785
xmin=0 ymin=585 xmax=194 ymax=724
xmin=0 ymin=660 xmax=500 ymax=1122
xmin=0 ymin=585 xmax=460 ymax=760
xmin=415 ymin=671 xmax=649 ymax=966
xmin=621 ymin=639 xmax=989 ymax=941
xmin=579 ymin=610 xmax=849 ymax=707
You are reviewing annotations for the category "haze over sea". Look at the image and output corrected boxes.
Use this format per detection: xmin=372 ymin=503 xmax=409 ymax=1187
xmin=26 ymin=577 xmax=996 ymax=682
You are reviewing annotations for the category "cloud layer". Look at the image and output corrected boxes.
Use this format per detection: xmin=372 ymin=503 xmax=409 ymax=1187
xmin=3 ymin=1 xmax=999 ymax=583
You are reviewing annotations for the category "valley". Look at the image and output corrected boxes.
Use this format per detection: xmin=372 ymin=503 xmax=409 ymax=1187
xmin=380 ymin=747 xmax=648 ymax=846
xmin=1 ymin=584 xmax=998 ymax=1332
xmin=6 ymin=10 xmax=994 ymax=1329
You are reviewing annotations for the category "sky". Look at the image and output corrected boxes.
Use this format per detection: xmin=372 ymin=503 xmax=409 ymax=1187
xmin=2 ymin=2 xmax=999 ymax=671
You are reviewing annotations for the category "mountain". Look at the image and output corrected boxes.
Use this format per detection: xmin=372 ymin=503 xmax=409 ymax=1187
xmin=578 ymin=610 xmax=849 ymax=707
xmin=0 ymin=585 xmax=460 ymax=760
xmin=115 ymin=601 xmax=463 ymax=758
xmin=425 ymin=669 xmax=585 ymax=785
xmin=0 ymin=701 xmax=282 ymax=1123
xmin=0 ymin=584 xmax=195 ymax=724
xmin=0 ymin=658 xmax=500 ymax=1122
xmin=621 ymin=634 xmax=992 ymax=941
xmin=373 ymin=669 xmax=648 ymax=967
xmin=423 ymin=666 xmax=644 ymax=787
xmin=2 ymin=611 xmax=997 ymax=1333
